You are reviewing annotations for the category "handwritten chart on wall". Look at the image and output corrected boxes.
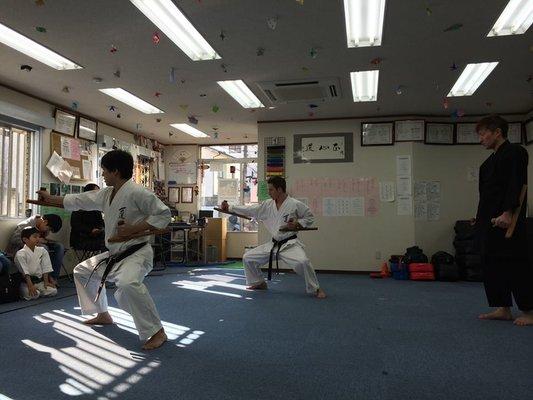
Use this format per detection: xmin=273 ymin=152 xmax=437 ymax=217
xmin=290 ymin=177 xmax=379 ymax=217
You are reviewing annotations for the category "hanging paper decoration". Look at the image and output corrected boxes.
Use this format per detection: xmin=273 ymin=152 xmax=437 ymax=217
xmin=180 ymin=79 xmax=186 ymax=84
xmin=152 ymin=32 xmax=161 ymax=45
xmin=92 ymin=77 xmax=103 ymax=83
xmin=156 ymin=118 xmax=162 ymax=123
xmin=113 ymin=69 xmax=121 ymax=78
xmin=71 ymin=101 xmax=79 ymax=110
xmin=213 ymin=131 xmax=219 ymax=139
xmin=267 ymin=16 xmax=278 ymax=30
xmin=116 ymin=113 xmax=121 ymax=118
xmin=35 ymin=26 xmax=47 ymax=33
xmin=136 ymin=123 xmax=142 ymax=131
xmin=221 ymin=63 xmax=228 ymax=73
xmin=308 ymin=112 xmax=315 ymax=117
xmin=212 ymin=105 xmax=220 ymax=113
xmin=219 ymin=30 xmax=226 ymax=40
xmin=256 ymin=47 xmax=265 ymax=56
xmin=169 ymin=67 xmax=176 ymax=83
xmin=20 ymin=64 xmax=33 ymax=71
xmin=62 ymin=86 xmax=70 ymax=93
xmin=443 ymin=23 xmax=463 ymax=32
xmin=110 ymin=45 xmax=118 ymax=53
xmin=169 ymin=131 xmax=174 ymax=137
xmin=154 ymin=91 xmax=162 ymax=97
xmin=395 ymin=85 xmax=404 ymax=95
xmin=179 ymin=104 xmax=189 ymax=110
xmin=35 ymin=0 xmax=45 ymax=5
xmin=370 ymin=57 xmax=382 ymax=65
xmin=109 ymin=105 xmax=116 ymax=112
xmin=450 ymin=62 xmax=458 ymax=71
xmin=443 ymin=98 xmax=449 ymax=109
xmin=199 ymin=93 xmax=207 ymax=97
xmin=296 ymin=0 xmax=304 ymax=4
xmin=301 ymin=66 xmax=310 ymax=72
xmin=188 ymin=116 xmax=199 ymax=125
xmin=426 ymin=7 xmax=432 ymax=15
xmin=309 ymin=47 xmax=318 ymax=59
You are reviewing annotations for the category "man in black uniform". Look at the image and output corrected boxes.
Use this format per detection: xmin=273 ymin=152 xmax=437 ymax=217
xmin=475 ymin=115 xmax=532 ymax=326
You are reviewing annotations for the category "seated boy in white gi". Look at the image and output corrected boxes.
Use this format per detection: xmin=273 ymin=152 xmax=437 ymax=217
xmin=219 ymin=176 xmax=326 ymax=298
xmin=15 ymin=227 xmax=58 ymax=301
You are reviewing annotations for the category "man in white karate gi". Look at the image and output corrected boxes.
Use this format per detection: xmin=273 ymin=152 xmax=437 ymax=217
xmin=220 ymin=176 xmax=326 ymax=298
xmin=38 ymin=150 xmax=171 ymax=350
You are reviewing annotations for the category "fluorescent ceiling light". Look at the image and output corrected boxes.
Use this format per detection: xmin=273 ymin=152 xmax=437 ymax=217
xmin=343 ymin=0 xmax=387 ymax=48
xmin=170 ymin=123 xmax=209 ymax=138
xmin=99 ymin=88 xmax=164 ymax=114
xmin=0 ymin=22 xmax=82 ymax=70
xmin=217 ymin=80 xmax=264 ymax=108
xmin=487 ymin=0 xmax=533 ymax=36
xmin=350 ymin=70 xmax=379 ymax=102
xmin=130 ymin=0 xmax=220 ymax=61
xmin=447 ymin=62 xmax=499 ymax=97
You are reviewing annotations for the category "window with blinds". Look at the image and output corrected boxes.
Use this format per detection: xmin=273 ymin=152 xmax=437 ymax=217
xmin=0 ymin=125 xmax=40 ymax=218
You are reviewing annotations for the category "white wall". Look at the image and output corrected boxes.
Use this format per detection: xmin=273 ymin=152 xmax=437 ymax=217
xmin=258 ymin=115 xmax=532 ymax=271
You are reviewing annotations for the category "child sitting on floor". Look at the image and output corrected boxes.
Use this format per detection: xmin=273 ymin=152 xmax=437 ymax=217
xmin=14 ymin=227 xmax=57 ymax=301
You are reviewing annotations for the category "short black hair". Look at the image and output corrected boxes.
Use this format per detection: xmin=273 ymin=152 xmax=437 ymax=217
xmin=476 ymin=115 xmax=508 ymax=138
xmin=83 ymin=183 xmax=100 ymax=192
xmin=43 ymin=214 xmax=62 ymax=233
xmin=21 ymin=227 xmax=39 ymax=241
xmin=267 ymin=176 xmax=286 ymax=192
xmin=101 ymin=150 xmax=134 ymax=179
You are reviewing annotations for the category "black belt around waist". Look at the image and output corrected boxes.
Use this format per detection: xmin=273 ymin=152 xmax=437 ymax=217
xmin=85 ymin=242 xmax=148 ymax=301
xmin=268 ymin=235 xmax=297 ymax=281
xmin=29 ymin=276 xmax=43 ymax=284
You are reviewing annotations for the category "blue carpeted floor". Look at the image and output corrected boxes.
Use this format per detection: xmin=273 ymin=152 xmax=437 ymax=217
xmin=0 ymin=269 xmax=532 ymax=400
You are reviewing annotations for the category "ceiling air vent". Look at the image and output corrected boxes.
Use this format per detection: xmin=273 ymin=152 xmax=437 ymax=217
xmin=257 ymin=77 xmax=341 ymax=105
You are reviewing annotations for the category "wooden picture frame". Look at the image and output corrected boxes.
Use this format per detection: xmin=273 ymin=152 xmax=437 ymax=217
xmin=293 ymin=132 xmax=353 ymax=163
xmin=54 ymin=109 xmax=77 ymax=137
xmin=168 ymin=187 xmax=180 ymax=203
xmin=394 ymin=120 xmax=425 ymax=142
xmin=361 ymin=122 xmax=394 ymax=146
xmin=526 ymin=118 xmax=533 ymax=145
xmin=181 ymin=186 xmax=194 ymax=203
xmin=77 ymin=117 xmax=98 ymax=142
xmin=455 ymin=123 xmax=478 ymax=145
xmin=425 ymin=123 xmax=455 ymax=145
xmin=507 ymin=122 xmax=523 ymax=144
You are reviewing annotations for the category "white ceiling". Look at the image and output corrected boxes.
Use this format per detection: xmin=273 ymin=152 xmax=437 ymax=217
xmin=0 ymin=0 xmax=531 ymax=145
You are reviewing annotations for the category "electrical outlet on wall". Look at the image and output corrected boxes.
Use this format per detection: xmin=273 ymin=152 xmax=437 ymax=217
xmin=375 ymin=251 xmax=381 ymax=260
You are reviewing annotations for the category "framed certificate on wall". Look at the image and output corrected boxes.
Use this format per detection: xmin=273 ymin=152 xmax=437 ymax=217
xmin=394 ymin=120 xmax=425 ymax=142
xmin=455 ymin=123 xmax=478 ymax=144
xmin=54 ymin=109 xmax=77 ymax=137
xmin=425 ymin=123 xmax=455 ymax=145
xmin=507 ymin=123 xmax=523 ymax=144
xmin=526 ymin=119 xmax=533 ymax=145
xmin=77 ymin=117 xmax=98 ymax=142
xmin=361 ymin=122 xmax=394 ymax=146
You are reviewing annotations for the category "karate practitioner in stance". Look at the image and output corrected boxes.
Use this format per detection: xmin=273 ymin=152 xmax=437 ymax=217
xmin=474 ymin=115 xmax=533 ymax=326
xmin=219 ymin=176 xmax=326 ymax=298
xmin=38 ymin=150 xmax=171 ymax=349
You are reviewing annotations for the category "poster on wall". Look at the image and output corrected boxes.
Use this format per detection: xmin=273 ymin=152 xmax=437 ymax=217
xmin=167 ymin=162 xmax=196 ymax=185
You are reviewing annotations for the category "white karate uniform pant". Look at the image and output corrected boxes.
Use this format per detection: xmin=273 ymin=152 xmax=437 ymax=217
xmin=73 ymin=243 xmax=163 ymax=341
xmin=243 ymin=240 xmax=320 ymax=293
xmin=20 ymin=281 xmax=57 ymax=301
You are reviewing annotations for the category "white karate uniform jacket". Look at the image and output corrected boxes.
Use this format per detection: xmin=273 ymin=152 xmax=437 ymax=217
xmin=15 ymin=245 xmax=57 ymax=300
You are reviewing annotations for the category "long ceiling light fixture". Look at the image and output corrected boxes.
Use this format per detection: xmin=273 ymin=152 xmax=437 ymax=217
xmin=487 ymin=0 xmax=533 ymax=36
xmin=170 ymin=123 xmax=209 ymax=138
xmin=0 ymin=22 xmax=82 ymax=70
xmin=130 ymin=0 xmax=220 ymax=61
xmin=217 ymin=80 xmax=264 ymax=108
xmin=99 ymin=88 xmax=164 ymax=114
xmin=447 ymin=62 xmax=499 ymax=97
xmin=343 ymin=0 xmax=387 ymax=48
xmin=350 ymin=70 xmax=379 ymax=102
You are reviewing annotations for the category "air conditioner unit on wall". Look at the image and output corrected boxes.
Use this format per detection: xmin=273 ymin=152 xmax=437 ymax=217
xmin=256 ymin=77 xmax=341 ymax=105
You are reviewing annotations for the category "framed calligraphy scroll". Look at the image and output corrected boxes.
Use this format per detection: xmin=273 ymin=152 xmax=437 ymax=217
xmin=293 ymin=132 xmax=353 ymax=163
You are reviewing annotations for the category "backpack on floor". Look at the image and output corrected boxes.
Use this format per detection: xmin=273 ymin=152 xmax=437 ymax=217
xmin=402 ymin=246 xmax=428 ymax=265
xmin=431 ymin=251 xmax=460 ymax=281
xmin=0 ymin=264 xmax=20 ymax=304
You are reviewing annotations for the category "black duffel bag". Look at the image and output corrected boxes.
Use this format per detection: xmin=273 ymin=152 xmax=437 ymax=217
xmin=431 ymin=251 xmax=460 ymax=281
xmin=453 ymin=239 xmax=476 ymax=255
xmin=403 ymin=246 xmax=428 ymax=265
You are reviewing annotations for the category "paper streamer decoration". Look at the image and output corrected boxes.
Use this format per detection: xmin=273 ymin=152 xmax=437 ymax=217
xmin=35 ymin=26 xmax=47 ymax=33
xmin=444 ymin=23 xmax=463 ymax=32
xmin=20 ymin=64 xmax=33 ymax=71
xmin=267 ymin=17 xmax=278 ymax=30
xmin=169 ymin=67 xmax=176 ymax=83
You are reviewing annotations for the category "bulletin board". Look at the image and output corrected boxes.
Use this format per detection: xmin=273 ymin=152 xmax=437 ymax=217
xmin=51 ymin=131 xmax=94 ymax=181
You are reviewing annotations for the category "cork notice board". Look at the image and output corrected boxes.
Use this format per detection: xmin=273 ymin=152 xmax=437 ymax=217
xmin=51 ymin=131 xmax=93 ymax=181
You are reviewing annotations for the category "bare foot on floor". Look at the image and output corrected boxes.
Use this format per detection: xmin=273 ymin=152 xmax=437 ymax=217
xmin=247 ymin=281 xmax=268 ymax=290
xmin=84 ymin=312 xmax=114 ymax=325
xmin=514 ymin=312 xmax=533 ymax=326
xmin=142 ymin=328 xmax=167 ymax=350
xmin=315 ymin=288 xmax=327 ymax=299
xmin=478 ymin=308 xmax=513 ymax=321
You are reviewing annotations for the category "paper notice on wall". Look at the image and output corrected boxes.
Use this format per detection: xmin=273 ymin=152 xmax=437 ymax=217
xmin=218 ymin=179 xmax=239 ymax=198
xmin=70 ymin=139 xmax=81 ymax=161
xmin=46 ymin=151 xmax=73 ymax=183
xmin=414 ymin=202 xmax=427 ymax=220
xmin=379 ymin=182 xmax=395 ymax=202
xmin=397 ymin=195 xmax=413 ymax=215
xmin=427 ymin=202 xmax=441 ymax=221
xmin=82 ymin=159 xmax=92 ymax=180
xmin=427 ymin=181 xmax=441 ymax=203
xmin=396 ymin=176 xmax=412 ymax=196
xmin=467 ymin=167 xmax=479 ymax=182
xmin=414 ymin=181 xmax=428 ymax=201
xmin=323 ymin=197 xmax=365 ymax=217
xmin=60 ymin=136 xmax=72 ymax=159
xmin=71 ymin=167 xmax=81 ymax=179
xmin=396 ymin=155 xmax=412 ymax=176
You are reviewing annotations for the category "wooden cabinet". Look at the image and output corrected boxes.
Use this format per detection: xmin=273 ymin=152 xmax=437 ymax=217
xmin=204 ymin=218 xmax=227 ymax=262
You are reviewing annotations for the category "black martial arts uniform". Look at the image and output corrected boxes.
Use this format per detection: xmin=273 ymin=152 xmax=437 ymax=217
xmin=475 ymin=140 xmax=532 ymax=311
